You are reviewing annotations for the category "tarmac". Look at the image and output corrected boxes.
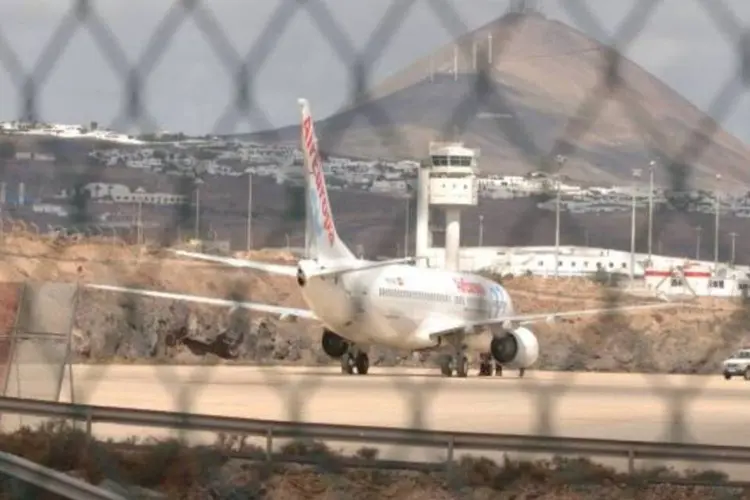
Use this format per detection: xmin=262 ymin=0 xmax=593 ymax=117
xmin=6 ymin=364 xmax=750 ymax=477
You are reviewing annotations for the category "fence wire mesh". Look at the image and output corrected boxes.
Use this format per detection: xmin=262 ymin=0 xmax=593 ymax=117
xmin=0 ymin=0 xmax=750 ymax=497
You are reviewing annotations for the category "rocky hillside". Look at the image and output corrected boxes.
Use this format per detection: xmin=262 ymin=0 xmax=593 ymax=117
xmin=0 ymin=234 xmax=747 ymax=374
xmin=249 ymin=12 xmax=750 ymax=188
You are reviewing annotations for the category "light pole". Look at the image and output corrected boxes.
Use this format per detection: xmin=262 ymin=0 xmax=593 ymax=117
xmin=630 ymin=168 xmax=642 ymax=282
xmin=246 ymin=173 xmax=253 ymax=251
xmin=647 ymin=160 xmax=656 ymax=265
xmin=136 ymin=199 xmax=143 ymax=245
xmin=714 ymin=173 xmax=722 ymax=268
xmin=730 ymin=231 xmax=738 ymax=266
xmin=478 ymin=214 xmax=484 ymax=246
xmin=695 ymin=225 xmax=702 ymax=260
xmin=554 ymin=154 xmax=567 ymax=278
xmin=404 ymin=197 xmax=410 ymax=257
xmin=194 ymin=181 xmax=202 ymax=240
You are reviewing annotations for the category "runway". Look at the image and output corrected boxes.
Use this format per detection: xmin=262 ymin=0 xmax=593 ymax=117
xmin=5 ymin=365 xmax=750 ymax=476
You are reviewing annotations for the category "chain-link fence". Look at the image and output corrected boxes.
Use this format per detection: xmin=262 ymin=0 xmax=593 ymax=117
xmin=1 ymin=0 xmax=750 ymax=497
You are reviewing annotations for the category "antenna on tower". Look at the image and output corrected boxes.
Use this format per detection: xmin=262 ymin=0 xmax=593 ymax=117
xmin=508 ymin=0 xmax=539 ymax=14
xmin=487 ymin=34 xmax=493 ymax=65
xmin=472 ymin=40 xmax=477 ymax=72
xmin=453 ymin=45 xmax=458 ymax=81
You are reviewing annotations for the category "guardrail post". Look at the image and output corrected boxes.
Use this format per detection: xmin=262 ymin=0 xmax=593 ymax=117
xmin=627 ymin=448 xmax=635 ymax=475
xmin=265 ymin=428 xmax=273 ymax=462
xmin=445 ymin=437 xmax=454 ymax=481
xmin=85 ymin=410 xmax=92 ymax=443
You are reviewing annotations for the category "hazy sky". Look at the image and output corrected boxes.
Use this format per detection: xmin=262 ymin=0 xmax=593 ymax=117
xmin=1 ymin=0 xmax=750 ymax=143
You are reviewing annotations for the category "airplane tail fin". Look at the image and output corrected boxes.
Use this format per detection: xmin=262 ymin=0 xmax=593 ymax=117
xmin=298 ymin=98 xmax=355 ymax=263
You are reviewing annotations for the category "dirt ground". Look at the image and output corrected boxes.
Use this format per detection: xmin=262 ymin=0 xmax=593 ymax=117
xmin=0 ymin=233 xmax=747 ymax=374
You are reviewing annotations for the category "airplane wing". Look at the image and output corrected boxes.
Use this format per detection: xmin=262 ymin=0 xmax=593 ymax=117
xmin=85 ymin=284 xmax=318 ymax=321
xmin=414 ymin=313 xmax=471 ymax=339
xmin=171 ymin=250 xmax=298 ymax=277
xmin=425 ymin=301 xmax=687 ymax=339
xmin=173 ymin=249 xmax=418 ymax=278
xmin=470 ymin=301 xmax=687 ymax=329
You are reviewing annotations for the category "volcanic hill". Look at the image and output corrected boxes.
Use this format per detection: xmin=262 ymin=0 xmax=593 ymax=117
xmin=248 ymin=12 xmax=750 ymax=188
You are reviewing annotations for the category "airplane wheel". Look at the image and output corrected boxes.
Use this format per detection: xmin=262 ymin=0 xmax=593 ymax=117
xmin=355 ymin=353 xmax=369 ymax=375
xmin=456 ymin=355 xmax=469 ymax=378
xmin=478 ymin=361 xmax=493 ymax=376
xmin=519 ymin=368 xmax=526 ymax=378
xmin=340 ymin=353 xmax=355 ymax=374
xmin=495 ymin=364 xmax=503 ymax=376
xmin=439 ymin=355 xmax=453 ymax=377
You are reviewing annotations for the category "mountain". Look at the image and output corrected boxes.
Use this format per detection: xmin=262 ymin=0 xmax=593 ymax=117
xmin=247 ymin=12 xmax=750 ymax=189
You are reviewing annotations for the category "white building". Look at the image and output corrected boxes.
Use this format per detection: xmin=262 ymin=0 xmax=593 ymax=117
xmin=76 ymin=183 xmax=188 ymax=205
xmin=644 ymin=264 xmax=750 ymax=298
xmin=419 ymin=244 xmax=750 ymax=281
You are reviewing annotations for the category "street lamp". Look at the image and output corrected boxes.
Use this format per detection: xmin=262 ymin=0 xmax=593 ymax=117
xmin=647 ymin=160 xmax=656 ymax=265
xmin=194 ymin=178 xmax=205 ymax=240
xmin=695 ymin=225 xmax=702 ymax=260
xmin=729 ymin=231 xmax=738 ymax=266
xmin=630 ymin=168 xmax=642 ymax=282
xmin=714 ymin=173 xmax=722 ymax=268
xmin=478 ymin=214 xmax=484 ymax=246
xmin=247 ymin=173 xmax=253 ymax=251
xmin=554 ymin=154 xmax=567 ymax=278
xmin=404 ymin=197 xmax=410 ymax=257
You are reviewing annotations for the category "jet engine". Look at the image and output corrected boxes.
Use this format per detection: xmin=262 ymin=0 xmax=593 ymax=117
xmin=490 ymin=327 xmax=539 ymax=368
xmin=321 ymin=329 xmax=348 ymax=358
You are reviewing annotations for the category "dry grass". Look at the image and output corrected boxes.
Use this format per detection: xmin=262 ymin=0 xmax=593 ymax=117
xmin=0 ymin=420 xmax=745 ymax=499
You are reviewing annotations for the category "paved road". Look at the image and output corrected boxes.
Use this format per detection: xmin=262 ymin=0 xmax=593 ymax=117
xmin=6 ymin=365 xmax=750 ymax=476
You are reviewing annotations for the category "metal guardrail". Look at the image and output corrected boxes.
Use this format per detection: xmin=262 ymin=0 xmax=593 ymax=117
xmin=2 ymin=395 xmax=750 ymax=477
xmin=0 ymin=450 xmax=127 ymax=500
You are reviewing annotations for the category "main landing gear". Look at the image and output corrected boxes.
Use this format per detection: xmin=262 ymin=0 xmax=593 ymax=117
xmin=439 ymin=353 xmax=470 ymax=378
xmin=322 ymin=329 xmax=370 ymax=375
xmin=340 ymin=349 xmax=369 ymax=375
xmin=478 ymin=353 xmax=505 ymax=377
xmin=439 ymin=352 xmax=527 ymax=378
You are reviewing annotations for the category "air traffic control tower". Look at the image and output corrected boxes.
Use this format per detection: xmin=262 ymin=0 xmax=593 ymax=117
xmin=415 ymin=142 xmax=479 ymax=271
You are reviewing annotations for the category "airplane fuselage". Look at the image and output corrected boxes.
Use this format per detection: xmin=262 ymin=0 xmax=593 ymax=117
xmin=299 ymin=260 xmax=513 ymax=352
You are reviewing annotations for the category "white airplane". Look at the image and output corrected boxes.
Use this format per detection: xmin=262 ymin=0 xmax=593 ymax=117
xmin=87 ymin=98 xmax=682 ymax=378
